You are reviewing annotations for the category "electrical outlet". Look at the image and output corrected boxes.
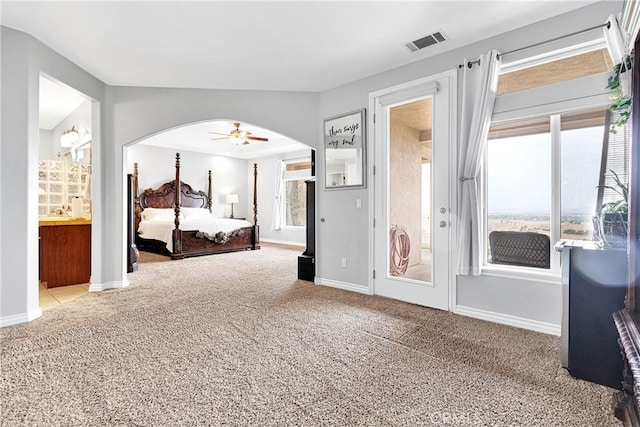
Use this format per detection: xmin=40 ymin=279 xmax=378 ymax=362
xmin=341 ymin=258 xmax=347 ymax=268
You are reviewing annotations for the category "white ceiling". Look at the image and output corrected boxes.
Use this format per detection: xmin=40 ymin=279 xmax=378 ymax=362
xmin=39 ymin=75 xmax=89 ymax=130
xmin=139 ymin=120 xmax=310 ymax=159
xmin=2 ymin=1 xmax=602 ymax=92
xmin=14 ymin=1 xmax=605 ymax=157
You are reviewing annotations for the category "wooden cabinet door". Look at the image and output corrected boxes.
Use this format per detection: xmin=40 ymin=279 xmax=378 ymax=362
xmin=39 ymin=224 xmax=91 ymax=287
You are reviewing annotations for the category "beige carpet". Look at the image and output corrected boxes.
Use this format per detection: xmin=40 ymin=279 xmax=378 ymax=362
xmin=1 ymin=244 xmax=618 ymax=426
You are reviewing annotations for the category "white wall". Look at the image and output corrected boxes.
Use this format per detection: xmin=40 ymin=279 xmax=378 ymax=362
xmin=249 ymin=149 xmax=312 ymax=246
xmin=457 ymin=275 xmax=562 ymax=328
xmin=126 ymin=144 xmax=248 ymax=219
xmin=315 ymin=1 xmax=621 ymax=332
xmin=1 ymin=26 xmax=106 ymax=326
xmin=38 ymin=129 xmax=55 ymax=160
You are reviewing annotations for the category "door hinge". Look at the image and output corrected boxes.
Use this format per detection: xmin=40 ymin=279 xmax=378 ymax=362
xmin=373 ymin=270 xmax=376 ymax=279
xmin=373 ymin=218 xmax=375 ymax=227
xmin=373 ymin=113 xmax=376 ymax=123
xmin=373 ymin=165 xmax=376 ymax=175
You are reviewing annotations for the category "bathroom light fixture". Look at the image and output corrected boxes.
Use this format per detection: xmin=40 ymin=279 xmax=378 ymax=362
xmin=225 ymin=193 xmax=239 ymax=218
xmin=60 ymin=126 xmax=80 ymax=147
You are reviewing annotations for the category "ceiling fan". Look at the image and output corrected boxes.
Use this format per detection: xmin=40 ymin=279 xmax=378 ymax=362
xmin=209 ymin=122 xmax=269 ymax=145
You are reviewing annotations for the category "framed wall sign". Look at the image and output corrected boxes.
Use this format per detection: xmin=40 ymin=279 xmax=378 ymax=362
xmin=323 ymin=108 xmax=366 ymax=189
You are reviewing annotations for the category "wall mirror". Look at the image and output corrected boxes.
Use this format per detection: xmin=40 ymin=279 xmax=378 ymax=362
xmin=323 ymin=109 xmax=366 ymax=189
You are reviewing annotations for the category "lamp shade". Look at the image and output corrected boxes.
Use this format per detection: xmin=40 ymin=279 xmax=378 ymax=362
xmin=225 ymin=193 xmax=239 ymax=204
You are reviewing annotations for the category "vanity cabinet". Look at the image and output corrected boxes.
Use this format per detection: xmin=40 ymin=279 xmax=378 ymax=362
xmin=39 ymin=220 xmax=91 ymax=287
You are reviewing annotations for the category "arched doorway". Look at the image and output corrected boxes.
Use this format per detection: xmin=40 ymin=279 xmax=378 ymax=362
xmin=123 ymin=119 xmax=313 ymax=270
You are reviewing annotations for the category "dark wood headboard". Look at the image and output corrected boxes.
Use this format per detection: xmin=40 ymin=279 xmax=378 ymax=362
xmin=138 ymin=181 xmax=208 ymax=210
xmin=133 ymin=153 xmax=212 ymax=231
xmin=133 ymin=152 xmax=258 ymax=232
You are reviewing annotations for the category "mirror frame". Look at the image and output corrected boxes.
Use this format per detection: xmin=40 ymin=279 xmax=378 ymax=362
xmin=323 ymin=108 xmax=366 ymax=190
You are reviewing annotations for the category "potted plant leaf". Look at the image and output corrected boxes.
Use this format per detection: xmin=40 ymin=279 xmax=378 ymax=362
xmin=593 ymin=169 xmax=628 ymax=248
xmin=607 ymin=54 xmax=632 ymax=133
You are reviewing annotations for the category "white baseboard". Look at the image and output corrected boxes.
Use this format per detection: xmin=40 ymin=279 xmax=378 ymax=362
xmin=1 ymin=307 xmax=43 ymax=328
xmin=315 ymin=277 xmax=372 ymax=295
xmin=89 ymin=279 xmax=130 ymax=292
xmin=260 ymin=238 xmax=305 ymax=247
xmin=454 ymin=305 xmax=561 ymax=336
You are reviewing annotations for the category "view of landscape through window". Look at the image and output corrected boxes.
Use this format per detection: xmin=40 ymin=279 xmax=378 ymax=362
xmin=485 ymin=44 xmax=614 ymax=268
xmin=285 ymin=180 xmax=306 ymax=227
xmin=283 ymin=159 xmax=312 ymax=227
xmin=486 ymin=111 xmax=605 ymax=263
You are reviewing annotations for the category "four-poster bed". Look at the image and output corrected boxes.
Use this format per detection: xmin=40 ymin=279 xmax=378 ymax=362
xmin=133 ymin=153 xmax=260 ymax=260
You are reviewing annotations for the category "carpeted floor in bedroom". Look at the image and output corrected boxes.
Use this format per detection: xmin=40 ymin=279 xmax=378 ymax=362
xmin=1 ymin=243 xmax=619 ymax=426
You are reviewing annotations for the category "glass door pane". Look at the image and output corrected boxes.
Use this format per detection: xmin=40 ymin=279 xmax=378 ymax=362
xmin=388 ymin=98 xmax=432 ymax=283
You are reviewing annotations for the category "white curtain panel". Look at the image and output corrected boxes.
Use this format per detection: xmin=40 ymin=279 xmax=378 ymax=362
xmin=457 ymin=49 xmax=501 ymax=276
xmin=271 ymin=159 xmax=284 ymax=231
xmin=604 ymin=14 xmax=628 ymax=66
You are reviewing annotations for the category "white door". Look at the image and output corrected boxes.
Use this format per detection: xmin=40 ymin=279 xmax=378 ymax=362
xmin=372 ymin=72 xmax=454 ymax=310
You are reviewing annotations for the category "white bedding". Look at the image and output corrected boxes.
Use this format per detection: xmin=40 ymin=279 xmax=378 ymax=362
xmin=138 ymin=216 xmax=252 ymax=252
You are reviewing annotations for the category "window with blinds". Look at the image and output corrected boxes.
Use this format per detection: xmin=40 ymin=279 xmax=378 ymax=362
xmin=597 ymin=109 xmax=630 ymax=209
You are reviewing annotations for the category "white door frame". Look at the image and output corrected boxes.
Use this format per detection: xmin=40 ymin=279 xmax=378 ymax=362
xmin=367 ymin=69 xmax=458 ymax=310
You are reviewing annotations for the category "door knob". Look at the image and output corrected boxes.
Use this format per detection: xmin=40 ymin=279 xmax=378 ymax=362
xmin=439 ymin=220 xmax=447 ymax=228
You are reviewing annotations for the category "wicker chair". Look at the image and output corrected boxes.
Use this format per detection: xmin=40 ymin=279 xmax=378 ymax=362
xmin=488 ymin=231 xmax=550 ymax=269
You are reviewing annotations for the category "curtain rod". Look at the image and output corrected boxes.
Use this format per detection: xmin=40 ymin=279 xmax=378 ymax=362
xmin=458 ymin=21 xmax=611 ymax=69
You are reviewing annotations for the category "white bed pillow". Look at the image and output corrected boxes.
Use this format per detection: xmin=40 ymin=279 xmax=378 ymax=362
xmin=181 ymin=207 xmax=212 ymax=219
xmin=140 ymin=207 xmax=182 ymax=221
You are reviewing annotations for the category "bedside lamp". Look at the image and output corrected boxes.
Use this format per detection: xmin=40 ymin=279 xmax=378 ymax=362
xmin=226 ymin=193 xmax=239 ymax=218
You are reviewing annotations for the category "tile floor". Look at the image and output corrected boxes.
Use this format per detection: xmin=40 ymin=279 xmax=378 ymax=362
xmin=39 ymin=282 xmax=90 ymax=311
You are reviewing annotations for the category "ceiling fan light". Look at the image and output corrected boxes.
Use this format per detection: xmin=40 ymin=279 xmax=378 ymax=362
xmin=230 ymin=134 xmax=245 ymax=145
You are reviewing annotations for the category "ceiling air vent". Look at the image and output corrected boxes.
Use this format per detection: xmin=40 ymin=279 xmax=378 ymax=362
xmin=405 ymin=31 xmax=447 ymax=52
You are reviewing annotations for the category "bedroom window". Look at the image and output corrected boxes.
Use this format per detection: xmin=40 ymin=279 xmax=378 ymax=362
xmin=282 ymin=159 xmax=312 ymax=228
xmin=485 ymin=107 xmax=607 ymax=271
xmin=484 ymin=38 xmax=620 ymax=275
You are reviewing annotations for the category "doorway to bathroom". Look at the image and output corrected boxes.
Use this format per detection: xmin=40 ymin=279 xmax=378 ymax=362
xmin=38 ymin=74 xmax=93 ymax=310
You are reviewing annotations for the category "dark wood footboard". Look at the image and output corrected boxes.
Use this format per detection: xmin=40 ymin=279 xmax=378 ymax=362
xmin=171 ymin=225 xmax=260 ymax=260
